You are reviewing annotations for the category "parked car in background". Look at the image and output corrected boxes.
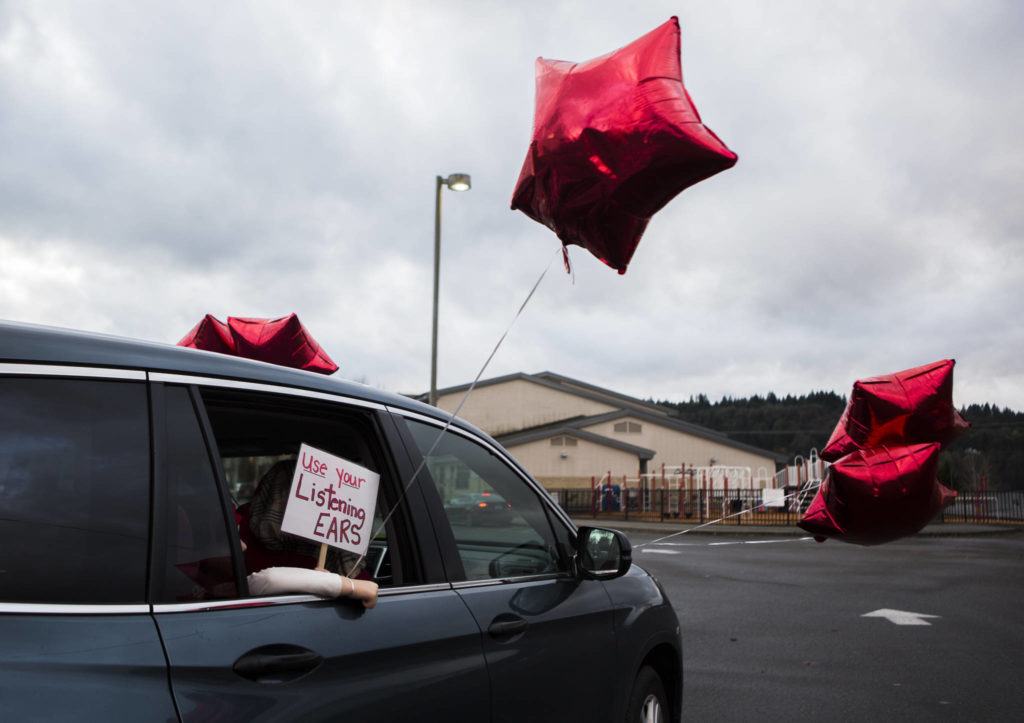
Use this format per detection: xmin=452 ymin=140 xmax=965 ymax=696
xmin=443 ymin=491 xmax=514 ymax=526
xmin=0 ymin=320 xmax=682 ymax=722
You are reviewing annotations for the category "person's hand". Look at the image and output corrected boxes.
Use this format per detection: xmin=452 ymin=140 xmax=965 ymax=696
xmin=350 ymin=578 xmax=378 ymax=609
xmin=315 ymin=567 xmax=378 ymax=609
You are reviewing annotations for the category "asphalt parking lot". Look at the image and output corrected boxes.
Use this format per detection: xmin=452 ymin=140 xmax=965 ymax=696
xmin=624 ymin=527 xmax=1024 ymax=722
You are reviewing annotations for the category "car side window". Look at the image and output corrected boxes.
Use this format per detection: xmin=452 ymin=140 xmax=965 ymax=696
xmin=197 ymin=388 xmax=415 ymax=589
xmin=0 ymin=377 xmax=149 ymax=604
xmin=405 ymin=420 xmax=566 ymax=581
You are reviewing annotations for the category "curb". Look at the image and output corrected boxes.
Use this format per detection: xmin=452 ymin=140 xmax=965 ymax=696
xmin=571 ymin=518 xmax=1022 ymax=539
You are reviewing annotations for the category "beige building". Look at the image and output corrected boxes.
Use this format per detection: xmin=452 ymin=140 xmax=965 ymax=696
xmin=430 ymin=372 xmax=784 ymax=490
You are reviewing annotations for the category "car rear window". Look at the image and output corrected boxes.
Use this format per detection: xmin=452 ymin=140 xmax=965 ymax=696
xmin=0 ymin=377 xmax=150 ymax=604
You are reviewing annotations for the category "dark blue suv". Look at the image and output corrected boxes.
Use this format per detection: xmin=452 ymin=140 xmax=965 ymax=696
xmin=0 ymin=320 xmax=682 ymax=722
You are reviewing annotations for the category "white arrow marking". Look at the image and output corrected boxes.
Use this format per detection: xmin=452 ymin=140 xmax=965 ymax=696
xmin=861 ymin=609 xmax=940 ymax=626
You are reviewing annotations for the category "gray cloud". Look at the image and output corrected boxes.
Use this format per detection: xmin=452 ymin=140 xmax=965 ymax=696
xmin=2 ymin=0 xmax=1021 ymax=412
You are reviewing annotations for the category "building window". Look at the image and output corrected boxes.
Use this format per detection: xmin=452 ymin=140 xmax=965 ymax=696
xmin=550 ymin=436 xmax=578 ymax=447
xmin=613 ymin=421 xmax=642 ymax=434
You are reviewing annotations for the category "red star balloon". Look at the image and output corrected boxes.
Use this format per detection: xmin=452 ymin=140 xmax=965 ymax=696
xmin=178 ymin=313 xmax=235 ymax=355
xmin=178 ymin=313 xmax=338 ymax=375
xmin=800 ymin=360 xmax=965 ymax=545
xmin=821 ymin=359 xmax=969 ymax=462
xmin=511 ymin=16 xmax=737 ymax=274
xmin=799 ymin=443 xmax=956 ymax=546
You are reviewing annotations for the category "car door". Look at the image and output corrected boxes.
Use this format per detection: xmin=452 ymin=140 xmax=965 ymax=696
xmin=149 ymin=380 xmax=490 ymax=722
xmin=400 ymin=417 xmax=619 ymax=722
xmin=0 ymin=371 xmax=178 ymax=721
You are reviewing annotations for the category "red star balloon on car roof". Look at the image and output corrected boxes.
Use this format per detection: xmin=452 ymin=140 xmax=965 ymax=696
xmin=178 ymin=313 xmax=338 ymax=375
xmin=511 ymin=16 xmax=738 ymax=273
xmin=178 ymin=313 xmax=235 ymax=355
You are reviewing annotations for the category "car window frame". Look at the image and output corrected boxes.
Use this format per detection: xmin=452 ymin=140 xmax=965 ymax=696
xmin=147 ymin=382 xmax=249 ymax=603
xmin=0 ymin=367 xmax=153 ymax=607
xmin=0 ymin=364 xmax=152 ymax=615
xmin=0 ymin=362 xmax=575 ymax=615
xmin=146 ymin=372 xmax=452 ymax=613
xmin=387 ymin=410 xmax=578 ymax=587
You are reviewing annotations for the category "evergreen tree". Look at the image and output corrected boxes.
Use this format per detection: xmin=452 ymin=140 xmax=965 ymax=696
xmin=650 ymin=394 xmax=1024 ymax=490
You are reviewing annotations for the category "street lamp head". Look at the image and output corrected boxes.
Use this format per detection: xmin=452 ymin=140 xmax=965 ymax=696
xmin=444 ymin=173 xmax=471 ymax=192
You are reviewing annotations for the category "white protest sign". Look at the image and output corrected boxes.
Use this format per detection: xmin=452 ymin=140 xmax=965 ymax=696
xmin=280 ymin=443 xmax=380 ymax=558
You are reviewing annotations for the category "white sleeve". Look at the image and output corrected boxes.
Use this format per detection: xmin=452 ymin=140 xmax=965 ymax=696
xmin=247 ymin=567 xmax=344 ymax=598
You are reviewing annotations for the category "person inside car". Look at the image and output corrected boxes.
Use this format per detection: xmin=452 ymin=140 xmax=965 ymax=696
xmin=238 ymin=459 xmax=378 ymax=608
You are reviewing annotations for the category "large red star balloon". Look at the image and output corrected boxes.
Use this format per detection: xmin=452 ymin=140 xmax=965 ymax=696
xmin=821 ymin=359 xmax=969 ymax=462
xmin=799 ymin=443 xmax=956 ymax=546
xmin=178 ymin=313 xmax=338 ymax=375
xmin=511 ymin=16 xmax=738 ymax=274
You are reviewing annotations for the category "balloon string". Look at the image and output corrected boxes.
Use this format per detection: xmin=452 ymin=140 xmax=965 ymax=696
xmin=634 ymin=482 xmax=822 ymax=548
xmin=349 ymin=248 xmax=563 ymax=576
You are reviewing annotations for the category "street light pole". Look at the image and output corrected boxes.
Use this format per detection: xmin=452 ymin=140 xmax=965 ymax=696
xmin=430 ymin=173 xmax=471 ymax=407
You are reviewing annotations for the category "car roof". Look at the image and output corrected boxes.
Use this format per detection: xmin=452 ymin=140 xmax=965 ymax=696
xmin=0 ymin=319 xmax=468 ymax=431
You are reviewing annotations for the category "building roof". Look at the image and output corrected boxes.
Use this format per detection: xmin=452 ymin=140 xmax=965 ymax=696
xmin=426 ymin=371 xmax=676 ymax=417
xmin=434 ymin=370 xmax=785 ymax=463
xmin=497 ymin=424 xmax=656 ymax=460
xmin=566 ymin=408 xmax=787 ymax=462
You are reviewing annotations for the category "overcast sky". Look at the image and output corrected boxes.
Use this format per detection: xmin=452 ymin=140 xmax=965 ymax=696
xmin=2 ymin=1 xmax=1021 ymax=413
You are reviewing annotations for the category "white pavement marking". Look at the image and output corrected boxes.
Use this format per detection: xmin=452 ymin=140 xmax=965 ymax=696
xmin=861 ymin=609 xmax=941 ymax=626
xmin=638 ymin=549 xmax=680 ymax=555
xmin=638 ymin=537 xmax=813 ymax=548
xmin=706 ymin=537 xmax=814 ymax=546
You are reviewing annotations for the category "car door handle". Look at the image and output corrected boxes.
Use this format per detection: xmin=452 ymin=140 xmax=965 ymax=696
xmin=233 ymin=644 xmax=324 ymax=683
xmin=488 ymin=614 xmax=528 ymax=641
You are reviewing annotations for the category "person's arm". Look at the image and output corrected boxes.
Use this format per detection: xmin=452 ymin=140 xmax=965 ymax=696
xmin=247 ymin=567 xmax=378 ymax=608
xmin=318 ymin=567 xmax=379 ymax=609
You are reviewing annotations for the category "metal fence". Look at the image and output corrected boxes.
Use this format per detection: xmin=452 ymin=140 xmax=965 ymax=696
xmin=941 ymin=490 xmax=1024 ymax=523
xmin=554 ymin=487 xmax=1024 ymax=526
xmin=554 ymin=487 xmax=812 ymax=526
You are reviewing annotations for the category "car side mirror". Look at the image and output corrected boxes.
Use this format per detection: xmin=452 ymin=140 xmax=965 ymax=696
xmin=575 ymin=527 xmax=631 ymax=580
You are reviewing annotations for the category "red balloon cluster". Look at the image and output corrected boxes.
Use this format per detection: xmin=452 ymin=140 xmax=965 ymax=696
xmin=511 ymin=17 xmax=737 ymax=274
xmin=799 ymin=360 xmax=967 ymax=545
xmin=178 ymin=313 xmax=338 ymax=375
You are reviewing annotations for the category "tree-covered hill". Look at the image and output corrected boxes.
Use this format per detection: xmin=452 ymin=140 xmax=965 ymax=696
xmin=652 ymin=394 xmax=1024 ymax=491
xmin=942 ymin=403 xmax=1024 ymax=491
